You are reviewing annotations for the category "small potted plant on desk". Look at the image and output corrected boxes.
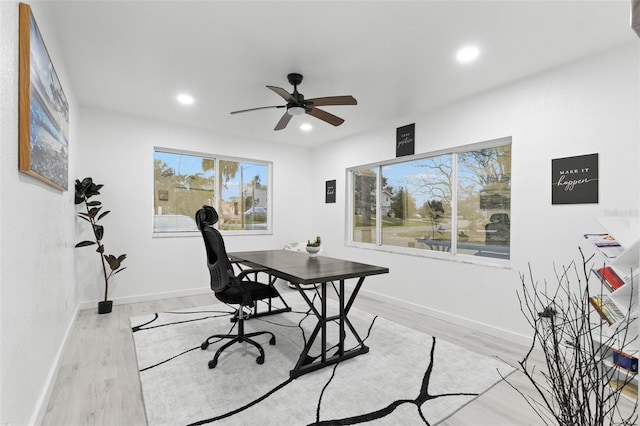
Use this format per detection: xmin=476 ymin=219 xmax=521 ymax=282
xmin=74 ymin=177 xmax=127 ymax=314
xmin=306 ymin=236 xmax=321 ymax=257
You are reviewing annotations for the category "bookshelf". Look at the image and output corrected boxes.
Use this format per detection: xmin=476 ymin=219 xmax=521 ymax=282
xmin=585 ymin=217 xmax=639 ymax=401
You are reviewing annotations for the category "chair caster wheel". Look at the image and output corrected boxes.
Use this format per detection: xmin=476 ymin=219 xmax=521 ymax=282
xmin=269 ymin=336 xmax=276 ymax=345
xmin=256 ymin=355 xmax=264 ymax=365
xmin=201 ymin=341 xmax=209 ymax=350
xmin=208 ymin=359 xmax=217 ymax=369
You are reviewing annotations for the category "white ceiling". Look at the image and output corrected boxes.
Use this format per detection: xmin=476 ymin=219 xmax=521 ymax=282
xmin=45 ymin=0 xmax=636 ymax=147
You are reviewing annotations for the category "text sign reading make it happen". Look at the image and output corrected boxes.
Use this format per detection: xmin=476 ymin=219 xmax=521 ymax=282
xmin=551 ymin=153 xmax=598 ymax=204
xmin=396 ymin=123 xmax=415 ymax=157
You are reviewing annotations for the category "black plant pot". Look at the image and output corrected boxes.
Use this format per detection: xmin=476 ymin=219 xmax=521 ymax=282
xmin=98 ymin=300 xmax=113 ymax=314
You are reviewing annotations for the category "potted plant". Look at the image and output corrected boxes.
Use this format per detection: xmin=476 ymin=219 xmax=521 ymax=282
xmin=306 ymin=236 xmax=321 ymax=256
xmin=74 ymin=177 xmax=127 ymax=314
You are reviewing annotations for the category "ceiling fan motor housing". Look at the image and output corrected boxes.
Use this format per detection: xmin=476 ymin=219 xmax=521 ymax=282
xmin=287 ymin=73 xmax=304 ymax=87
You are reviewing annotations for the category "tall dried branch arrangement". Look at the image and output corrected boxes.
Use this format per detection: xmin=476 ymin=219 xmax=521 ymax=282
xmin=503 ymin=248 xmax=637 ymax=426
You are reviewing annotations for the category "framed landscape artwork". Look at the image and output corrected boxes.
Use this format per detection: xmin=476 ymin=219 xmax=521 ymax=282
xmin=19 ymin=3 xmax=69 ymax=191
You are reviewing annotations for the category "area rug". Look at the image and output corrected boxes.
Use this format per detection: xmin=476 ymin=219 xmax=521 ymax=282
xmin=131 ymin=292 xmax=513 ymax=425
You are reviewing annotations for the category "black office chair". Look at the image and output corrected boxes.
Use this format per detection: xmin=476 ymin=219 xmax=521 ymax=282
xmin=195 ymin=206 xmax=277 ymax=369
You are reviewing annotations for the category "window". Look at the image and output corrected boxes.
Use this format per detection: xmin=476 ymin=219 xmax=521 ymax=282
xmin=348 ymin=138 xmax=511 ymax=261
xmin=153 ymin=149 xmax=271 ymax=234
xmin=352 ymin=167 xmax=378 ymax=244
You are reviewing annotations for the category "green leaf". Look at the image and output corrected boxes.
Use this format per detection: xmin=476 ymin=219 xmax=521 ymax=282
xmin=87 ymin=207 xmax=99 ymax=218
xmin=94 ymin=224 xmax=104 ymax=240
xmin=87 ymin=183 xmax=103 ymax=198
xmin=113 ymin=267 xmax=127 ymax=275
xmin=80 ymin=177 xmax=93 ymax=189
xmin=86 ymin=201 xmax=102 ymax=207
xmin=75 ymin=179 xmax=87 ymax=202
xmin=75 ymin=241 xmax=96 ymax=248
xmin=96 ymin=245 xmax=105 ymax=254
xmin=104 ymin=253 xmax=127 ymax=271
xmin=97 ymin=210 xmax=111 ymax=221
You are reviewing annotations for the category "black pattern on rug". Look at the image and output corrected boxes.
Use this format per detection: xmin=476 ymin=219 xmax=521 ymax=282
xmin=131 ymin=296 xmax=513 ymax=426
xmin=311 ymin=336 xmax=479 ymax=425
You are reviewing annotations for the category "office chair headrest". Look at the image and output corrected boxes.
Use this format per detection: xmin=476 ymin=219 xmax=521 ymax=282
xmin=195 ymin=205 xmax=219 ymax=230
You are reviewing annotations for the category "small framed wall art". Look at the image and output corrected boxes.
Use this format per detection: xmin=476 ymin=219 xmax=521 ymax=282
xmin=551 ymin=153 xmax=598 ymax=204
xmin=325 ymin=180 xmax=336 ymax=203
xmin=396 ymin=123 xmax=415 ymax=157
xmin=19 ymin=3 xmax=70 ymax=191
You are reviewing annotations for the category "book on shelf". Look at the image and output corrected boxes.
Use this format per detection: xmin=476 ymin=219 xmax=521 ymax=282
xmin=589 ymin=294 xmax=625 ymax=325
xmin=592 ymin=266 xmax=626 ymax=291
xmin=613 ymin=350 xmax=638 ymax=373
xmin=609 ymin=380 xmax=638 ymax=400
xmin=584 ymin=233 xmax=624 ymax=258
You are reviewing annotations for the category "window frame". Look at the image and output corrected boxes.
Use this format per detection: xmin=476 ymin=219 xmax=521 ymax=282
xmin=153 ymin=147 xmax=273 ymax=237
xmin=346 ymin=137 xmax=511 ymax=267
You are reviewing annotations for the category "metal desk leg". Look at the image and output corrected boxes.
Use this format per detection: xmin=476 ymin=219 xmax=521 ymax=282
xmin=289 ymin=278 xmax=369 ymax=379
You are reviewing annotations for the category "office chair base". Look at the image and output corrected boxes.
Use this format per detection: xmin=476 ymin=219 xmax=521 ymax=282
xmin=201 ymin=331 xmax=276 ymax=369
xmin=230 ymin=306 xmax=292 ymax=323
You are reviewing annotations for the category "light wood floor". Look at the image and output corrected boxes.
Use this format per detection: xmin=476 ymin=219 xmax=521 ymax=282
xmin=41 ymin=283 xmax=633 ymax=425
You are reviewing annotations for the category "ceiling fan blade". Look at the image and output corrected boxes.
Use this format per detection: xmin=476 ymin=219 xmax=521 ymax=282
xmin=274 ymin=111 xmax=293 ymax=131
xmin=267 ymin=86 xmax=296 ymax=103
xmin=230 ymin=105 xmax=284 ymax=114
xmin=306 ymin=95 xmax=357 ymax=107
xmin=307 ymin=107 xmax=345 ymax=127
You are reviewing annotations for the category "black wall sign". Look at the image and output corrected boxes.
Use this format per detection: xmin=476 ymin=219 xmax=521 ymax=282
xmin=325 ymin=180 xmax=336 ymax=203
xmin=551 ymin=153 xmax=598 ymax=204
xmin=396 ymin=123 xmax=415 ymax=157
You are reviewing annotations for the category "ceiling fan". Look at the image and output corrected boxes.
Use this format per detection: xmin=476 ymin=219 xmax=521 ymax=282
xmin=230 ymin=73 xmax=357 ymax=131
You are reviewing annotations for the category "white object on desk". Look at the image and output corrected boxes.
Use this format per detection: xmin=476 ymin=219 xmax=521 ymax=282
xmin=284 ymin=242 xmax=319 ymax=289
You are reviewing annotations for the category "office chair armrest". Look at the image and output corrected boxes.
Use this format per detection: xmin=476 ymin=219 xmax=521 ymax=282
xmin=226 ymin=269 xmax=256 ymax=308
xmin=236 ymin=267 xmax=269 ymax=282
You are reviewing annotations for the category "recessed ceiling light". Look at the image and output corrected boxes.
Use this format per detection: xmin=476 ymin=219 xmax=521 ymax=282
xmin=176 ymin=94 xmax=194 ymax=105
xmin=300 ymin=123 xmax=313 ymax=132
xmin=456 ymin=46 xmax=480 ymax=63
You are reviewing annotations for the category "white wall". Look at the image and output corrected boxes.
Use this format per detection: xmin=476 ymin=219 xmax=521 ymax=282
xmin=76 ymin=107 xmax=314 ymax=305
xmin=0 ymin=2 xmax=79 ymax=425
xmin=310 ymin=43 xmax=640 ymax=342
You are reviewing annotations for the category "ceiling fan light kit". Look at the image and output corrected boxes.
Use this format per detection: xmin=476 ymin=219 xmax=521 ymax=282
xmin=287 ymin=106 xmax=305 ymax=116
xmin=230 ymin=73 xmax=357 ymax=131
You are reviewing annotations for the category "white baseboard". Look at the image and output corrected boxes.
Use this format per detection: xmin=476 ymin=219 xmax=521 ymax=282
xmin=78 ymin=286 xmax=211 ymax=310
xmin=357 ymin=286 xmax=532 ymax=347
xmin=30 ymin=304 xmax=80 ymax=426
xmin=80 ymin=284 xmax=530 ymax=345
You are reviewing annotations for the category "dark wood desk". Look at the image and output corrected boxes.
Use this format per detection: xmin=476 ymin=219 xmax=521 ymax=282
xmin=228 ymin=250 xmax=389 ymax=378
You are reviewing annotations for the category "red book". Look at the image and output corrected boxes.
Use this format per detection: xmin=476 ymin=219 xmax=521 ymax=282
xmin=596 ymin=266 xmax=625 ymax=290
